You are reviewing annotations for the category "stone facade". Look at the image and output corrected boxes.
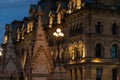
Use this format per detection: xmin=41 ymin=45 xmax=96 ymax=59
xmin=1 ymin=0 xmax=120 ymax=80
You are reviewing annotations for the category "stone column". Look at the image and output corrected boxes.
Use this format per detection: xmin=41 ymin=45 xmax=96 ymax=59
xmin=68 ymin=68 xmax=72 ymax=80
xmin=84 ymin=65 xmax=91 ymax=80
xmin=74 ymin=68 xmax=77 ymax=80
xmin=79 ymin=67 xmax=83 ymax=80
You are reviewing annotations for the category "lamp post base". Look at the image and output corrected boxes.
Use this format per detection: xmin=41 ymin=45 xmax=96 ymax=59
xmin=48 ymin=66 xmax=70 ymax=80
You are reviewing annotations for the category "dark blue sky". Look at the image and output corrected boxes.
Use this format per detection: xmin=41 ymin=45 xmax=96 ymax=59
xmin=0 ymin=0 xmax=39 ymax=43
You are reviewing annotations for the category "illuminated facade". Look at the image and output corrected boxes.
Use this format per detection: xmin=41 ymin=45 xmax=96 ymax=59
xmin=1 ymin=0 xmax=120 ymax=80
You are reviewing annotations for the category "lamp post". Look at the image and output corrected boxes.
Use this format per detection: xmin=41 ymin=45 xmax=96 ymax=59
xmin=48 ymin=28 xmax=69 ymax=80
xmin=53 ymin=28 xmax=64 ymax=66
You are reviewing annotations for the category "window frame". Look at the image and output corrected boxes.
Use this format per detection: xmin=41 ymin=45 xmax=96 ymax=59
xmin=96 ymin=68 xmax=102 ymax=80
xmin=95 ymin=43 xmax=103 ymax=58
xmin=112 ymin=69 xmax=118 ymax=80
xmin=111 ymin=44 xmax=118 ymax=58
xmin=95 ymin=21 xmax=103 ymax=34
xmin=111 ymin=23 xmax=119 ymax=35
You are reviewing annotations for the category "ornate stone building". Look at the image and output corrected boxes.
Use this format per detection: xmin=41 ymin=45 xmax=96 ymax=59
xmin=1 ymin=0 xmax=120 ymax=80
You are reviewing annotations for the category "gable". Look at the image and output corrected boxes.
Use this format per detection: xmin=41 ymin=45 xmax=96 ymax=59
xmin=4 ymin=59 xmax=18 ymax=77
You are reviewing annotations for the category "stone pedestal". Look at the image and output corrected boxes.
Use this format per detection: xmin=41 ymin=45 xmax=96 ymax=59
xmin=48 ymin=66 xmax=70 ymax=80
xmin=32 ymin=73 xmax=48 ymax=80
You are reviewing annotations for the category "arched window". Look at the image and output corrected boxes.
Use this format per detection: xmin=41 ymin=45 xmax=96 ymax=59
xmin=95 ymin=21 xmax=103 ymax=33
xmin=69 ymin=27 xmax=74 ymax=37
xmin=95 ymin=43 xmax=103 ymax=58
xmin=112 ymin=23 xmax=119 ymax=35
xmin=78 ymin=23 xmax=83 ymax=34
xmin=111 ymin=44 xmax=118 ymax=58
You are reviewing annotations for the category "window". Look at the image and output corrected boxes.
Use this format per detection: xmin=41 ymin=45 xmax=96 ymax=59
xmin=74 ymin=47 xmax=80 ymax=61
xmin=95 ymin=22 xmax=103 ymax=33
xmin=112 ymin=69 xmax=117 ymax=80
xmin=78 ymin=23 xmax=83 ymax=34
xmin=96 ymin=68 xmax=102 ymax=80
xmin=95 ymin=43 xmax=103 ymax=58
xmin=112 ymin=45 xmax=118 ymax=58
xmin=69 ymin=27 xmax=74 ymax=37
xmin=21 ymin=48 xmax=24 ymax=55
xmin=112 ymin=23 xmax=119 ymax=35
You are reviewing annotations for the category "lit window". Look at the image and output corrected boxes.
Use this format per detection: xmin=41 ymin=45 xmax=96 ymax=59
xmin=57 ymin=13 xmax=61 ymax=24
xmin=30 ymin=22 xmax=33 ymax=31
xmin=49 ymin=16 xmax=53 ymax=28
xmin=76 ymin=0 xmax=82 ymax=9
xmin=27 ymin=24 xmax=30 ymax=33
xmin=17 ymin=30 xmax=20 ymax=41
xmin=96 ymin=68 xmax=102 ymax=80
xmin=3 ymin=35 xmax=8 ymax=44
xmin=111 ymin=45 xmax=118 ymax=58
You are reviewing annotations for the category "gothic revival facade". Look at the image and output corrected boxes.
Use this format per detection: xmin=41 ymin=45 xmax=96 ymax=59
xmin=1 ymin=0 xmax=120 ymax=80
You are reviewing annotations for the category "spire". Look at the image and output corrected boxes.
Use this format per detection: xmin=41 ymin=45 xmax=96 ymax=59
xmin=6 ymin=25 xmax=15 ymax=59
xmin=32 ymin=11 xmax=53 ymax=75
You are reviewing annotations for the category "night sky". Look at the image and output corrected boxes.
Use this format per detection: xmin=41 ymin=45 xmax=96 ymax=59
xmin=0 ymin=0 xmax=39 ymax=44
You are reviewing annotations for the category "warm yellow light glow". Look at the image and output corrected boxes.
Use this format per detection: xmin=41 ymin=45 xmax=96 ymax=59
xmin=57 ymin=13 xmax=61 ymax=24
xmin=91 ymin=58 xmax=102 ymax=63
xmin=71 ymin=49 xmax=75 ymax=60
xmin=3 ymin=35 xmax=8 ymax=44
xmin=53 ymin=28 xmax=64 ymax=38
xmin=59 ymin=32 xmax=64 ymax=37
xmin=53 ymin=32 xmax=58 ymax=37
xmin=80 ymin=59 xmax=85 ymax=63
xmin=0 ymin=51 xmax=3 ymax=56
xmin=69 ymin=60 xmax=75 ymax=64
xmin=76 ymin=0 xmax=82 ymax=9
xmin=49 ymin=16 xmax=53 ymax=28
xmin=17 ymin=32 xmax=20 ymax=41
xmin=56 ymin=28 xmax=61 ymax=33
xmin=82 ymin=47 xmax=85 ymax=58
xmin=49 ymin=24 xmax=52 ymax=28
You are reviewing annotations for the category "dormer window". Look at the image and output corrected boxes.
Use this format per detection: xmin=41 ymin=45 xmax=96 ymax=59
xmin=67 ymin=1 xmax=73 ymax=14
xmin=57 ymin=13 xmax=61 ymax=24
xmin=22 ymin=32 xmax=24 ymax=40
xmin=27 ymin=22 xmax=33 ymax=33
xmin=27 ymin=24 xmax=30 ymax=33
xmin=49 ymin=16 xmax=53 ymax=28
xmin=22 ymin=25 xmax=25 ymax=40
xmin=3 ymin=35 xmax=8 ymax=44
xmin=17 ymin=30 xmax=20 ymax=41
xmin=76 ymin=0 xmax=82 ymax=9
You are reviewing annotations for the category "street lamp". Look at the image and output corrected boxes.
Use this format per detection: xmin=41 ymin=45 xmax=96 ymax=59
xmin=53 ymin=28 xmax=64 ymax=66
xmin=48 ymin=28 xmax=69 ymax=80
